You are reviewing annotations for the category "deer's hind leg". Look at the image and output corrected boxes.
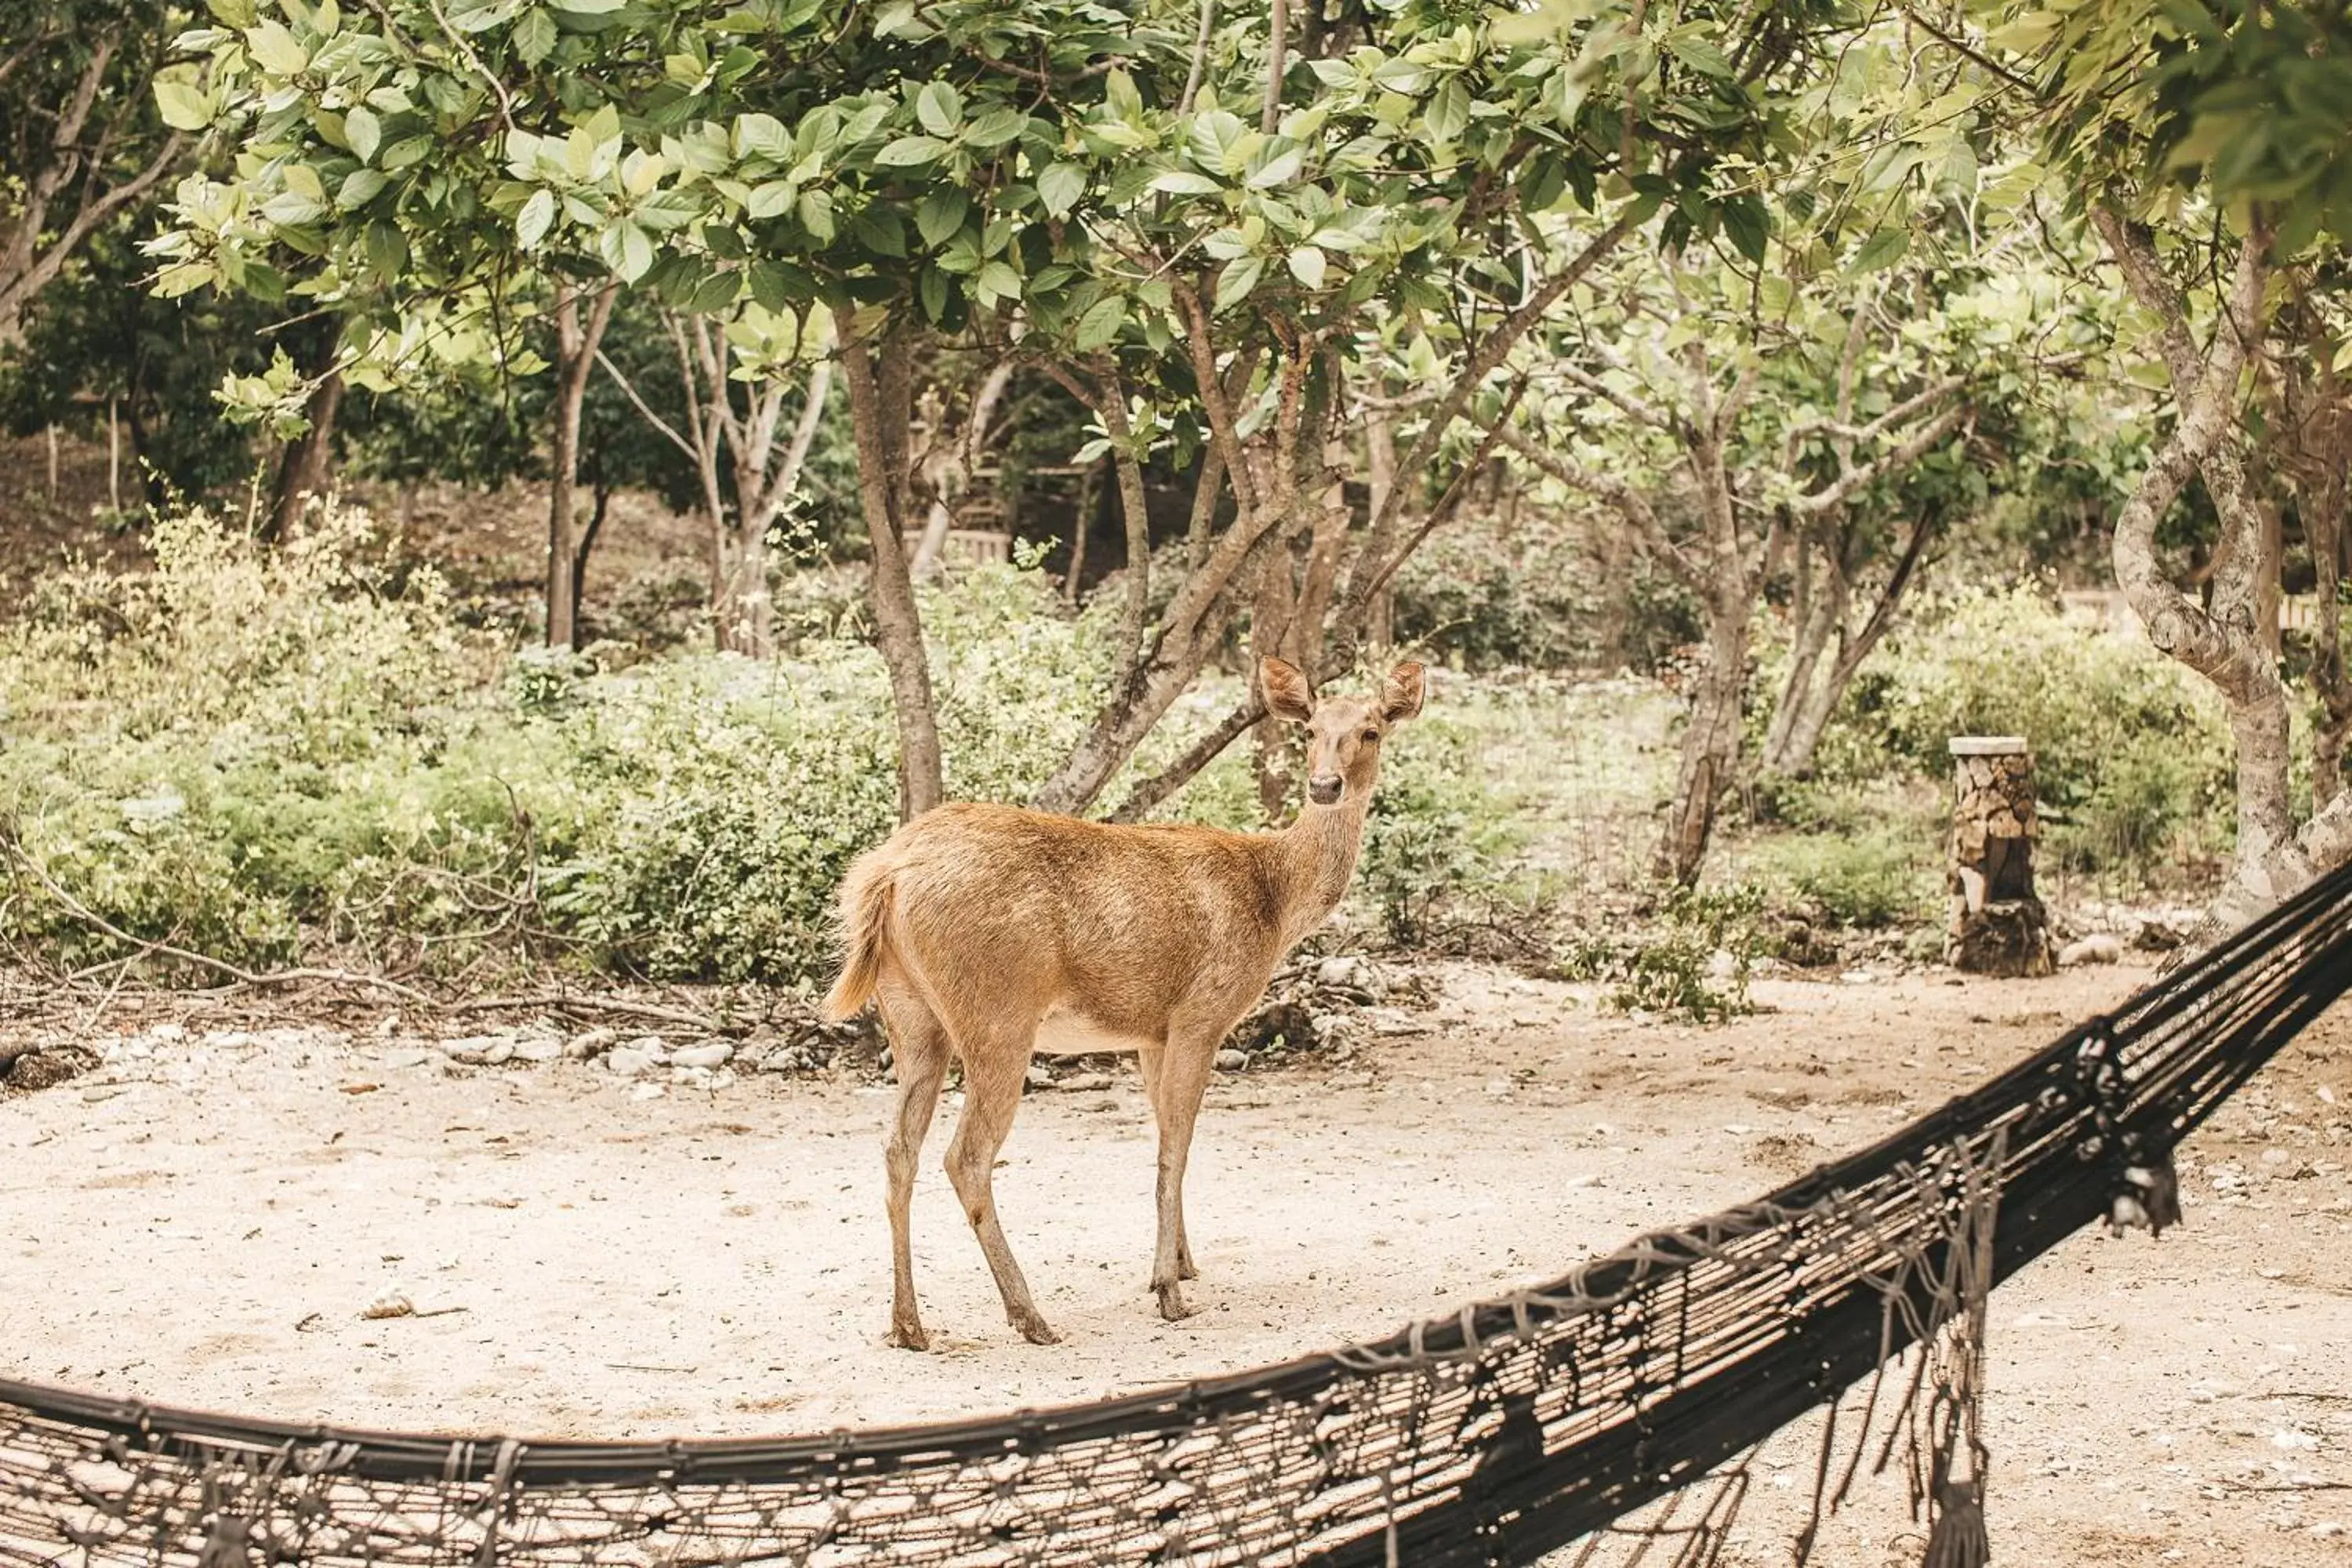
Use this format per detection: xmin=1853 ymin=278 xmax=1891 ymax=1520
xmin=877 ymin=982 xmax=950 ymax=1351
xmin=942 ymin=1017 xmax=1058 ymax=1345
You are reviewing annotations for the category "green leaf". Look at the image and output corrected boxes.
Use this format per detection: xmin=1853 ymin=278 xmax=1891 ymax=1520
xmin=552 ymin=0 xmax=625 ymax=12
xmin=915 ymin=187 xmax=968 ymax=247
xmin=797 ymin=188 xmax=836 ymax=241
xmin=600 ymin=218 xmax=654 ymax=281
xmin=1665 ymin=34 xmax=1736 ymax=78
xmin=1285 ymin=245 xmax=1327 ymax=289
xmin=920 ymin=267 xmax=950 ymax=323
xmin=916 ymin=82 xmax=963 ymax=137
xmin=337 ymin=169 xmax=388 ymax=209
xmin=154 ymin=79 xmax=216 ymax=131
xmin=750 ymin=260 xmax=790 ymax=312
xmin=1151 ymin=169 xmax=1222 ymax=195
xmin=1425 ymin=80 xmax=1469 ymax=143
xmin=977 ymin=259 xmax=1021 ymax=303
xmin=245 ymin=20 xmax=309 ymax=74
xmin=345 ymin=105 xmax=382 ymax=164
xmin=1214 ymin=253 xmax=1264 ymax=313
xmin=735 ymin=112 xmax=793 ymax=162
xmin=875 ymin=135 xmax=950 ymax=168
xmin=1850 ymin=227 xmax=1911 ymax=273
xmin=1719 ymin=196 xmax=1769 ymax=264
xmin=747 ymin=180 xmax=797 ymax=220
xmin=514 ymin=8 xmax=557 ymax=66
xmin=516 ymin=187 xmax=557 ymax=247
xmin=206 ymin=0 xmax=259 ymax=23
xmin=1037 ymin=162 xmax=1085 ymax=219
xmin=1074 ymin=293 xmax=1124 ymax=350
xmin=963 ymin=106 xmax=1028 ymax=147
xmin=364 ymin=220 xmax=407 ymax=278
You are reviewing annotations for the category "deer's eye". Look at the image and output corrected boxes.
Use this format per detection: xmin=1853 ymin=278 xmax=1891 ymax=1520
xmin=1360 ymin=728 xmax=1381 ymax=743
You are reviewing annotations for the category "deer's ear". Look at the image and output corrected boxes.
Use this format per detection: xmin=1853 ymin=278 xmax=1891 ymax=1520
xmin=1259 ymin=655 xmax=1316 ymax=724
xmin=1380 ymin=662 xmax=1425 ymax=723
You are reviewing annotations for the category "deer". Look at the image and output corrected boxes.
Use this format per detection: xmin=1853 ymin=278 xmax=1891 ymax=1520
xmin=820 ymin=655 xmax=1425 ymax=1349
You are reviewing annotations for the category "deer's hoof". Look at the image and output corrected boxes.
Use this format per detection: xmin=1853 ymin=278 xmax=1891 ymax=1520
xmin=1156 ymin=1283 xmax=1197 ymax=1323
xmin=1178 ymin=1256 xmax=1200 ymax=1282
xmin=1015 ymin=1316 xmax=1062 ymax=1346
xmin=887 ymin=1321 xmax=930 ymax=1352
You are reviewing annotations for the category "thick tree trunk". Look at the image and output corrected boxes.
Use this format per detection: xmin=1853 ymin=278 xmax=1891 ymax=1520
xmin=546 ymin=283 xmax=618 ymax=649
xmin=267 ymin=368 xmax=342 ymax=540
xmin=838 ymin=311 xmax=944 ymax=821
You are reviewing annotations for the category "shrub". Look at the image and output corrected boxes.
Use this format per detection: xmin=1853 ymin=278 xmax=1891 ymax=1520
xmin=1795 ymin=586 xmax=2233 ymax=880
xmin=2 ymin=511 xmax=1541 ymax=985
xmin=1743 ymin=825 xmax=1939 ymax=929
xmin=1555 ymin=883 xmax=1769 ymax=1022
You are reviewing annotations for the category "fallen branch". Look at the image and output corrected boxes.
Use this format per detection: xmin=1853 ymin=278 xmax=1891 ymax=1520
xmin=4 ymin=832 xmax=435 ymax=1005
xmin=441 ymin=993 xmax=721 ymax=1030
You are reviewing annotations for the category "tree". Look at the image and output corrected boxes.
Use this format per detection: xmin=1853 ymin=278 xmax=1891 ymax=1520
xmin=1988 ymin=0 xmax=2352 ymax=923
xmin=0 ymin=3 xmax=187 ymax=349
xmin=1501 ymin=241 xmax=1973 ymax=882
xmin=1018 ymin=0 xmax=1842 ymax=822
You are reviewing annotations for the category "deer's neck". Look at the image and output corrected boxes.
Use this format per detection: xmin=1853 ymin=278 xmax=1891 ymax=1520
xmin=1272 ymin=800 xmax=1370 ymax=949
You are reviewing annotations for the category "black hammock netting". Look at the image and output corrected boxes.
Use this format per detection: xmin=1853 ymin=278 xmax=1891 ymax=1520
xmin=7 ymin=858 xmax=2352 ymax=1568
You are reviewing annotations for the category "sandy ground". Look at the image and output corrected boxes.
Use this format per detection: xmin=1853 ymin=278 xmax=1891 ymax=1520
xmin=4 ymin=960 xmax=2348 ymax=1565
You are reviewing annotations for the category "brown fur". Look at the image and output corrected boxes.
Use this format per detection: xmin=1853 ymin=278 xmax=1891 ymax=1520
xmin=822 ymin=656 xmax=1425 ymax=1348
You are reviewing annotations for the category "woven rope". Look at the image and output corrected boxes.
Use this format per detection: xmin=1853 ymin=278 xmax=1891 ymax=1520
xmin=9 ymin=860 xmax=2352 ymax=1567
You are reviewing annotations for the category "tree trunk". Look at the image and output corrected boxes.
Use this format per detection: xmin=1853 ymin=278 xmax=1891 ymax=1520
xmin=1762 ymin=513 xmax=1933 ymax=779
xmin=838 ymin=310 xmax=944 ymax=821
xmin=1363 ymin=410 xmax=1396 ymax=651
xmin=2093 ymin=210 xmax=2303 ymax=923
xmin=572 ymin=461 xmax=611 ymax=641
xmin=266 ymin=368 xmax=343 ymax=540
xmin=546 ymin=282 xmax=619 ymax=650
xmin=1659 ymin=593 xmax=1751 ymax=885
xmin=1760 ymin=531 xmax=1836 ymax=776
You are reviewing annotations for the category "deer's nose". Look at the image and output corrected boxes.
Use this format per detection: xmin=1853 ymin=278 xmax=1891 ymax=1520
xmin=1306 ymin=774 xmax=1343 ymax=805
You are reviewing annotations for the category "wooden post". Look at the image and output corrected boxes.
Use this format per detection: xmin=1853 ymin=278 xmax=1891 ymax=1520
xmin=1946 ymin=736 xmax=2054 ymax=977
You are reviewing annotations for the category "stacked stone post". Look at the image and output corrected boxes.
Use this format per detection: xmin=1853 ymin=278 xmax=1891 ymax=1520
xmin=1946 ymin=736 xmax=2054 ymax=977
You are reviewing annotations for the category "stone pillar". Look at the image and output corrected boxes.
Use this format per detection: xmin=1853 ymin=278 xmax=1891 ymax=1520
xmin=1946 ymin=736 xmax=2054 ymax=977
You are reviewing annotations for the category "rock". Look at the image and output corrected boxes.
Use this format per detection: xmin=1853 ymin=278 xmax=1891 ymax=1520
xmin=1308 ymin=1012 xmax=1359 ymax=1051
xmin=670 ymin=1041 xmax=735 ymax=1069
xmin=360 ymin=1292 xmax=414 ymax=1321
xmin=510 ymin=1038 xmax=563 ymax=1063
xmin=605 ymin=1043 xmax=665 ymax=1077
xmin=1061 ymin=1072 xmax=1114 ymax=1092
xmin=758 ymin=1046 xmax=816 ymax=1074
xmin=1025 ymin=1063 xmax=1055 ymax=1089
xmin=1316 ymin=955 xmax=1370 ymax=992
xmin=438 ymin=1035 xmax=514 ymax=1066
xmin=2059 ymin=933 xmax=2124 ymax=967
xmin=564 ymin=1029 xmax=617 ymax=1060
xmin=379 ymin=1048 xmax=432 ymax=1070
xmin=1214 ymin=1048 xmax=1248 ymax=1072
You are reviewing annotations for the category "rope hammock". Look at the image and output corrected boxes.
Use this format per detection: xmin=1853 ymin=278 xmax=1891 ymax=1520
xmin=7 ymin=855 xmax=2352 ymax=1568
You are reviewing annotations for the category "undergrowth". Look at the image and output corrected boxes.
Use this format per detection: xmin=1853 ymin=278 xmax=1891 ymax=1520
xmin=0 ymin=506 xmax=1530 ymax=989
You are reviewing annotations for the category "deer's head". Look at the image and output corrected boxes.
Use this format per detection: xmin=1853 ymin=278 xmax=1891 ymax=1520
xmin=1260 ymin=656 xmax=1426 ymax=808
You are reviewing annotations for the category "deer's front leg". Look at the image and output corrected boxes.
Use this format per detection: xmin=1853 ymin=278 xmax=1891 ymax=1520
xmin=1135 ymin=1039 xmax=1196 ymax=1282
xmin=1149 ymin=1025 xmax=1221 ymax=1322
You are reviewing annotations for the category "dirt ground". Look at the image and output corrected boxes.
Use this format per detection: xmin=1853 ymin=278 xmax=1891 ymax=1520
xmin=4 ymin=960 xmax=2347 ymax=1565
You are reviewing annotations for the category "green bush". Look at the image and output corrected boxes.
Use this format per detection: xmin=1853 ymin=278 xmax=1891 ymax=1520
xmin=1555 ymin=883 xmax=1769 ymax=1022
xmin=1798 ymin=587 xmax=2233 ymax=879
xmin=1743 ymin=821 xmax=1939 ymax=928
xmin=0 ymin=509 xmax=1534 ymax=985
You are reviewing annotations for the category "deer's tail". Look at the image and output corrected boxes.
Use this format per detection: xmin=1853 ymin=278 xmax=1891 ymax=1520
xmin=821 ymin=856 xmax=895 ymax=1020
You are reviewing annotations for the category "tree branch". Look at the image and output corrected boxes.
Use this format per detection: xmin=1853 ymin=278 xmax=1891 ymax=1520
xmin=1494 ymin=420 xmax=1706 ymax=592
